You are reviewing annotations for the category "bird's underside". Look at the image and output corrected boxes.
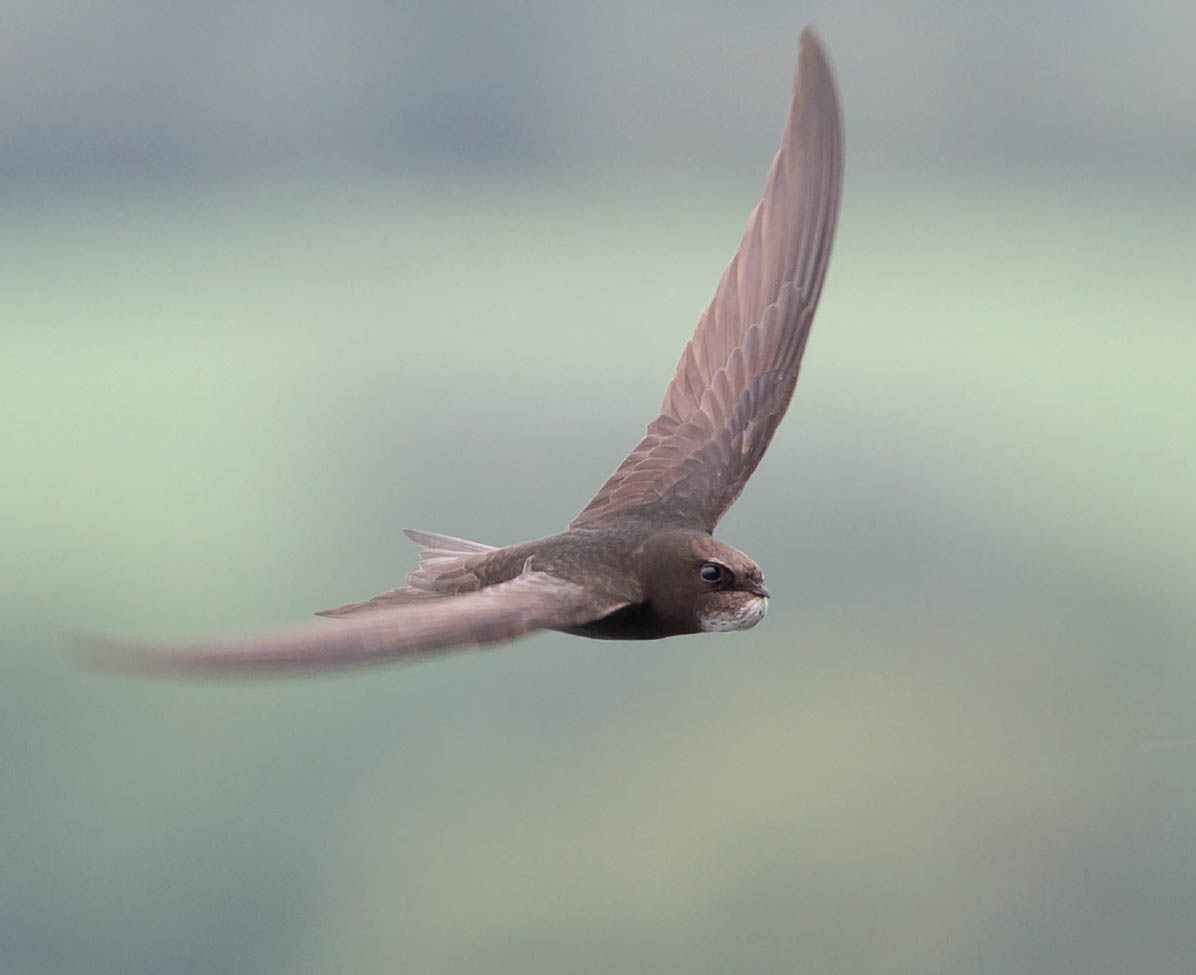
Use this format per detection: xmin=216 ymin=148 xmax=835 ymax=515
xmin=81 ymin=28 xmax=844 ymax=674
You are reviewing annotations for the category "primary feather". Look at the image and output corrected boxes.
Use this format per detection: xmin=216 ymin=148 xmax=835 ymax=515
xmin=570 ymin=28 xmax=844 ymax=532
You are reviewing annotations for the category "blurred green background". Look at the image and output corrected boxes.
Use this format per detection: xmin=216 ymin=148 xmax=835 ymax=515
xmin=3 ymin=2 xmax=1195 ymax=973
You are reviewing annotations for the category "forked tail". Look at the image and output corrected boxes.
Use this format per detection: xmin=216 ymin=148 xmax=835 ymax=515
xmin=316 ymin=529 xmax=496 ymax=618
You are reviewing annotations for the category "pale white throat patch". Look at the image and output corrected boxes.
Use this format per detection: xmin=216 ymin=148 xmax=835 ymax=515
xmin=698 ymin=595 xmax=769 ymax=633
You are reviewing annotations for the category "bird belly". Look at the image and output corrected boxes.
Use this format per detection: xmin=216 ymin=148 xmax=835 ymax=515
xmin=561 ymin=603 xmax=679 ymax=641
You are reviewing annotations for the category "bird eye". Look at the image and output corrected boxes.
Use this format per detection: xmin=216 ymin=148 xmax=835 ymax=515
xmin=699 ymin=563 xmax=724 ymax=584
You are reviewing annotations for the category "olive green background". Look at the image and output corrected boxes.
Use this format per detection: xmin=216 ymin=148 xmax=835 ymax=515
xmin=3 ymin=4 xmax=1194 ymax=973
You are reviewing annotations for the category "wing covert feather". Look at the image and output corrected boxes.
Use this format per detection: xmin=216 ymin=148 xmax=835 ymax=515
xmin=571 ymin=29 xmax=844 ymax=531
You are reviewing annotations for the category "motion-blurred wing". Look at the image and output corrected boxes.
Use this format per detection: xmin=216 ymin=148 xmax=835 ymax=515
xmin=81 ymin=564 xmax=626 ymax=674
xmin=571 ymin=29 xmax=844 ymax=532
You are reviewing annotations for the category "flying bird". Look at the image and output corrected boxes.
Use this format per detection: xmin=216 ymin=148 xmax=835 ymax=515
xmin=85 ymin=28 xmax=844 ymax=673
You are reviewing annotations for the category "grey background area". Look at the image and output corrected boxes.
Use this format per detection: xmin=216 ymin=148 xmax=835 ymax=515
xmin=3 ymin=0 xmax=1194 ymax=185
xmin=3 ymin=2 xmax=1194 ymax=973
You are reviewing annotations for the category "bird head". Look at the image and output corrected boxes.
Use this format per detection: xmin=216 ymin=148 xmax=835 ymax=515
xmin=640 ymin=531 xmax=770 ymax=634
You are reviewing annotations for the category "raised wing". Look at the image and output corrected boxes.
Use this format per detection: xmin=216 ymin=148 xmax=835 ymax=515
xmin=80 ymin=563 xmax=626 ymax=674
xmin=571 ymin=29 xmax=844 ymax=532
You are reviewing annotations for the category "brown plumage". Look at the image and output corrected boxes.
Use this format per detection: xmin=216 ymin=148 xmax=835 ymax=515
xmin=82 ymin=28 xmax=844 ymax=674
xmin=571 ymin=29 xmax=843 ymax=532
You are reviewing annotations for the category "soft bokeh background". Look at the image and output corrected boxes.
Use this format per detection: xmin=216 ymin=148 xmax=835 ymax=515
xmin=3 ymin=2 xmax=1194 ymax=972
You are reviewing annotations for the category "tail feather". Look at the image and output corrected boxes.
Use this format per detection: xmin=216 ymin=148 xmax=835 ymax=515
xmin=402 ymin=529 xmax=496 ymax=554
xmin=403 ymin=528 xmax=496 ymax=593
xmin=316 ymin=528 xmax=495 ymax=618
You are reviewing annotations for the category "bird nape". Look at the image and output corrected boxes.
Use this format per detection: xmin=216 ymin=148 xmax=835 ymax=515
xmin=81 ymin=27 xmax=844 ymax=674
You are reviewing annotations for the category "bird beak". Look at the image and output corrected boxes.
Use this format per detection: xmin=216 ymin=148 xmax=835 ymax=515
xmin=747 ymin=580 xmax=770 ymax=599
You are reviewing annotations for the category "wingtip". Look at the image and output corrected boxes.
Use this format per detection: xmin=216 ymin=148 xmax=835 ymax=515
xmin=71 ymin=630 xmax=267 ymax=679
xmin=795 ymin=25 xmax=835 ymax=89
xmin=72 ymin=631 xmax=116 ymax=669
xmin=69 ymin=628 xmax=358 ymax=679
xmin=72 ymin=632 xmax=172 ymax=676
xmin=790 ymin=24 xmax=842 ymax=148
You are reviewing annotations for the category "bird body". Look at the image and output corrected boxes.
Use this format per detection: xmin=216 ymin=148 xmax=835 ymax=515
xmin=321 ymin=525 xmax=770 ymax=641
xmin=84 ymin=28 xmax=844 ymax=674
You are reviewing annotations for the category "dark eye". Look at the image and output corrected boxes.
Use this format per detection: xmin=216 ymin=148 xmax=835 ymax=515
xmin=699 ymin=563 xmax=724 ymax=584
